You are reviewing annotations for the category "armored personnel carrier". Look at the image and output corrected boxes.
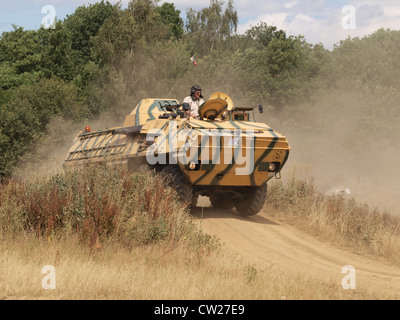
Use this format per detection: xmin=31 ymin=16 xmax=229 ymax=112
xmin=63 ymin=92 xmax=290 ymax=216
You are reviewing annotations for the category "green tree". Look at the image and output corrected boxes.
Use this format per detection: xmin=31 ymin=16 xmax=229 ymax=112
xmin=330 ymin=28 xmax=400 ymax=91
xmin=37 ymin=21 xmax=74 ymax=81
xmin=225 ymin=23 xmax=322 ymax=108
xmin=92 ymin=6 xmax=137 ymax=68
xmin=127 ymin=0 xmax=174 ymax=43
xmin=156 ymin=2 xmax=184 ymax=40
xmin=63 ymin=0 xmax=115 ymax=65
xmin=0 ymin=26 xmax=41 ymax=90
xmin=185 ymin=0 xmax=238 ymax=55
xmin=0 ymin=78 xmax=88 ymax=177
xmin=245 ymin=23 xmax=286 ymax=47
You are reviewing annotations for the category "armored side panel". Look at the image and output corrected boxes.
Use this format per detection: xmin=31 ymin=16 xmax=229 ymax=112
xmin=63 ymin=93 xmax=291 ymax=216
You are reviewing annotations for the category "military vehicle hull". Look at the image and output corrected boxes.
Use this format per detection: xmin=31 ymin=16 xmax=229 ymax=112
xmin=64 ymin=95 xmax=290 ymax=216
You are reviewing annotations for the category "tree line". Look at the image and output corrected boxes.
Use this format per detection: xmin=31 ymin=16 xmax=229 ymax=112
xmin=1 ymin=0 xmax=400 ymax=180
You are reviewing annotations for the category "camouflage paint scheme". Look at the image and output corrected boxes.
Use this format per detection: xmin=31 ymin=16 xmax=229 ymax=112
xmin=64 ymin=96 xmax=290 ymax=188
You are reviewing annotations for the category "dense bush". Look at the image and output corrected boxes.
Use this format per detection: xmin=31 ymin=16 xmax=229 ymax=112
xmin=0 ymin=165 xmax=216 ymax=249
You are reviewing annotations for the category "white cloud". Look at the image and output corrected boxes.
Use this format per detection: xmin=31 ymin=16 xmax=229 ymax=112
xmin=285 ymin=0 xmax=299 ymax=9
xmin=236 ymin=1 xmax=400 ymax=49
xmin=237 ymin=12 xmax=288 ymax=34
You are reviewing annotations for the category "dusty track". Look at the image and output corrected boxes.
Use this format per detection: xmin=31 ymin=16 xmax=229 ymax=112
xmin=192 ymin=198 xmax=400 ymax=297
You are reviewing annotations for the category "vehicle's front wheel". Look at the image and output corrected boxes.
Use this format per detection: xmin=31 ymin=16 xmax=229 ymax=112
xmin=234 ymin=184 xmax=267 ymax=216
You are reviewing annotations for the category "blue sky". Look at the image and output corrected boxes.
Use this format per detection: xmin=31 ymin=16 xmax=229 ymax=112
xmin=1 ymin=0 xmax=400 ymax=49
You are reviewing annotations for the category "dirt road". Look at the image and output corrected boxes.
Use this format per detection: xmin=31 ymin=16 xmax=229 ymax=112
xmin=192 ymin=197 xmax=400 ymax=297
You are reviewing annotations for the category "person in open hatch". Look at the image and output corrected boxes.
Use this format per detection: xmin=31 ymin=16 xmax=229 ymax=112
xmin=183 ymin=85 xmax=204 ymax=119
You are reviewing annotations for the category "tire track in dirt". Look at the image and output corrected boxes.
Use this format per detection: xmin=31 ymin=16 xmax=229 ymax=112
xmin=192 ymin=200 xmax=400 ymax=296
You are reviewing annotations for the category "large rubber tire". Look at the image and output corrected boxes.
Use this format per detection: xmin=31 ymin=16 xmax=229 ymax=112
xmin=161 ymin=165 xmax=193 ymax=206
xmin=210 ymin=196 xmax=235 ymax=210
xmin=234 ymin=184 xmax=267 ymax=216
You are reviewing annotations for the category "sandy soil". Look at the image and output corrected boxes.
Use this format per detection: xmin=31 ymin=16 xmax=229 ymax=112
xmin=192 ymin=197 xmax=400 ymax=297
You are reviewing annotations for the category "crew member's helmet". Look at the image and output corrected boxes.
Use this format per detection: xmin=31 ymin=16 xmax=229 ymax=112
xmin=190 ymin=85 xmax=203 ymax=99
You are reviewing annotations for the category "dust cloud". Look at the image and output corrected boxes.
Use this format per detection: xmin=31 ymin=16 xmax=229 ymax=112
xmin=12 ymin=110 xmax=127 ymax=181
xmin=265 ymin=87 xmax=400 ymax=216
xmin=13 ymin=58 xmax=400 ymax=216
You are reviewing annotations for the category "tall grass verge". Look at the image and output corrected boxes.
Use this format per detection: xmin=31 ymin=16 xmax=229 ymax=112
xmin=265 ymin=168 xmax=400 ymax=264
xmin=0 ymin=164 xmax=217 ymax=250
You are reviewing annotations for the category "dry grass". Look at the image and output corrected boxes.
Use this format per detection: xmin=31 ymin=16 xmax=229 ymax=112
xmin=1 ymin=235 xmax=394 ymax=300
xmin=265 ymin=168 xmax=400 ymax=265
xmin=1 ymin=165 xmax=400 ymax=299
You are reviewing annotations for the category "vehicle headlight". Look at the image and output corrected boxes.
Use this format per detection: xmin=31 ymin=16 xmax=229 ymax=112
xmin=268 ymin=162 xmax=281 ymax=172
xmin=189 ymin=162 xmax=197 ymax=170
